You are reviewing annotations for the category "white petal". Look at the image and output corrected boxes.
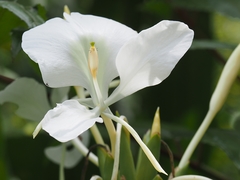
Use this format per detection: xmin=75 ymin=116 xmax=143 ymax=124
xmin=22 ymin=17 xmax=92 ymax=91
xmin=106 ymin=21 xmax=194 ymax=105
xmin=64 ymin=13 xmax=137 ymax=99
xmin=22 ymin=13 xmax=137 ymax=101
xmin=41 ymin=100 xmax=103 ymax=142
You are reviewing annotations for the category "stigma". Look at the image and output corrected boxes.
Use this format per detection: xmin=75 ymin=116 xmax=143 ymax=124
xmin=88 ymin=42 xmax=99 ymax=78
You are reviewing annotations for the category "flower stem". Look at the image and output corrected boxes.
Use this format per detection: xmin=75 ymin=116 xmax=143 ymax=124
xmin=103 ymin=112 xmax=167 ymax=175
xmin=178 ymin=44 xmax=240 ymax=170
xmin=74 ymin=86 xmax=85 ymax=98
xmin=178 ymin=109 xmax=216 ymax=169
xmin=111 ymin=123 xmax=122 ymax=180
xmin=59 ymin=143 xmax=66 ymax=180
xmin=101 ymin=113 xmax=116 ymax=155
xmin=90 ymin=124 xmax=104 ymax=145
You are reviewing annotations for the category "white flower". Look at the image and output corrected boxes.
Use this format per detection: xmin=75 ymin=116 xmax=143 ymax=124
xmin=22 ymin=12 xmax=193 ymax=174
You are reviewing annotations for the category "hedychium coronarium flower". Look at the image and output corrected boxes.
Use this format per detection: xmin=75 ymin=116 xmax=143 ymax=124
xmin=22 ymin=12 xmax=194 ymax=175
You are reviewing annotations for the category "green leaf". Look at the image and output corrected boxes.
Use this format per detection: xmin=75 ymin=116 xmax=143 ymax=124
xmin=170 ymin=0 xmax=240 ymax=18
xmin=191 ymin=40 xmax=237 ymax=50
xmin=33 ymin=4 xmax=47 ymax=21
xmin=136 ymin=134 xmax=161 ymax=180
xmin=0 ymin=77 xmax=51 ymax=121
xmin=203 ymin=128 xmax=240 ymax=170
xmin=97 ymin=147 xmax=106 ymax=176
xmin=0 ymin=1 xmax=44 ymax=28
xmin=142 ymin=129 xmax=151 ymax=144
xmin=97 ymin=147 xmax=114 ymax=180
xmin=0 ymin=7 xmax=25 ymax=47
xmin=119 ymin=126 xmax=136 ymax=180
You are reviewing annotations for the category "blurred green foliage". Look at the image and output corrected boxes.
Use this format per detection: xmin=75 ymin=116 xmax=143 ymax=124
xmin=1 ymin=0 xmax=240 ymax=180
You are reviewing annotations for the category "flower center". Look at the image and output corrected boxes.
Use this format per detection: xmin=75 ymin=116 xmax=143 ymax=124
xmin=88 ymin=42 xmax=98 ymax=78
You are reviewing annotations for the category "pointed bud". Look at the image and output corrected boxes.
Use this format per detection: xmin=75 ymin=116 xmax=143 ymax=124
xmin=151 ymin=107 xmax=161 ymax=138
xmin=210 ymin=44 xmax=240 ymax=113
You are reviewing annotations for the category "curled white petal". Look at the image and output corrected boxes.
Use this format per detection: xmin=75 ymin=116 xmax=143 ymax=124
xmin=106 ymin=20 xmax=194 ymax=105
xmin=41 ymin=100 xmax=102 ymax=142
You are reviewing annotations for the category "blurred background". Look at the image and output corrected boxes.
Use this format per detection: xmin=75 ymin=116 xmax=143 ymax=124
xmin=1 ymin=0 xmax=240 ymax=179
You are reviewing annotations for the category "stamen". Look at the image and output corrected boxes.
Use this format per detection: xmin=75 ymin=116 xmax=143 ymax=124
xmin=88 ymin=42 xmax=99 ymax=78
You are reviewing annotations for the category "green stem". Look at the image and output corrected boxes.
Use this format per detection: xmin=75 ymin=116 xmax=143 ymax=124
xmin=90 ymin=124 xmax=104 ymax=145
xmin=178 ymin=44 xmax=240 ymax=170
xmin=178 ymin=110 xmax=216 ymax=169
xmin=101 ymin=113 xmax=116 ymax=155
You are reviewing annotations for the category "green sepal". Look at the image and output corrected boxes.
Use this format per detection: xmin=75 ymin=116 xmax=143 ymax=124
xmin=119 ymin=126 xmax=136 ymax=180
xmin=136 ymin=133 xmax=161 ymax=180
xmin=152 ymin=174 xmax=163 ymax=180
xmin=97 ymin=147 xmax=114 ymax=180
xmin=142 ymin=129 xmax=151 ymax=144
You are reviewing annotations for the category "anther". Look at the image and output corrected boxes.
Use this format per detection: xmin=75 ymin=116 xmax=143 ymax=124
xmin=88 ymin=42 xmax=99 ymax=78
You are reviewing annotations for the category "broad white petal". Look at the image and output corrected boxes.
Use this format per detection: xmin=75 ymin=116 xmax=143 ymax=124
xmin=22 ymin=13 xmax=137 ymax=101
xmin=64 ymin=13 xmax=137 ymax=99
xmin=106 ymin=21 xmax=194 ymax=105
xmin=22 ymin=17 xmax=92 ymax=91
xmin=41 ymin=100 xmax=103 ymax=142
